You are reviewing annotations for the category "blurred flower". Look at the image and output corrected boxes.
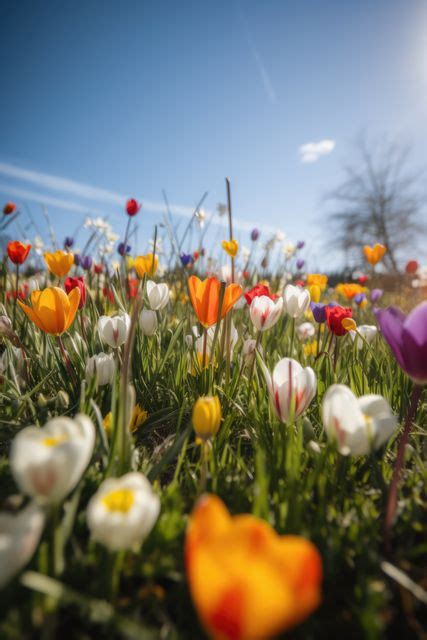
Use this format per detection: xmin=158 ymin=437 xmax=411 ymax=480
xmin=3 ymin=202 xmax=17 ymax=216
xmin=180 ymin=253 xmax=192 ymax=267
xmin=221 ymin=239 xmax=239 ymax=257
xmin=94 ymin=263 xmax=103 ymax=274
xmin=64 ymin=236 xmax=74 ymax=248
xmin=87 ymin=472 xmax=160 ymax=551
xmin=304 ymin=341 xmax=318 ymax=357
xmin=127 ymin=277 xmax=139 ymax=299
xmin=371 ymin=288 xmax=383 ymax=303
xmin=118 ymin=242 xmax=131 ymax=257
xmin=81 ymin=255 xmax=93 ymax=271
xmin=363 ymin=243 xmax=386 ymax=266
xmin=283 ymin=285 xmax=310 ymax=318
xmin=0 ymin=503 xmax=45 ymax=589
xmin=85 ymin=352 xmax=116 ymax=386
xmin=139 ymin=309 xmax=158 ymax=336
xmin=322 ymin=384 xmax=397 ymax=455
xmin=147 ymin=281 xmax=169 ymax=310
xmin=283 ymin=242 xmax=296 ymax=259
xmin=325 ymin=305 xmax=352 ymax=336
xmin=74 ymin=253 xmax=82 ymax=266
xmin=336 ymin=283 xmax=366 ymax=300
xmin=306 ymin=274 xmax=328 ymax=292
xmin=134 ymin=253 xmax=158 ymax=278
xmin=244 ymin=283 xmax=277 ymax=305
xmin=185 ymin=494 xmax=322 ymax=640
xmin=275 ymin=230 xmax=285 ymax=242
xmin=33 ymin=236 xmax=44 ymax=256
xmin=18 ymin=287 xmax=80 ymax=335
xmin=297 ymin=322 xmax=316 ymax=341
xmin=98 ymin=314 xmax=130 ymax=348
xmin=64 ymin=276 xmax=86 ymax=308
xmin=405 ymin=260 xmax=419 ymax=274
xmin=297 ymin=240 xmax=305 ymax=249
xmin=192 ymin=396 xmax=222 ymax=440
xmin=129 ymin=404 xmax=148 ymax=433
xmin=242 ymin=338 xmax=263 ymax=367
xmin=296 ymin=259 xmax=305 ymax=270
xmin=358 ymin=275 xmax=369 ymax=284
xmin=342 ymin=317 xmax=357 ymax=332
xmin=308 ymin=284 xmax=321 ymax=303
xmin=195 ymin=209 xmax=206 ymax=228
xmin=250 ymin=228 xmax=260 ymax=241
xmin=7 ymin=241 xmax=31 ymax=265
xmin=354 ymin=292 xmax=366 ymax=306
xmin=10 ymin=414 xmax=95 ymax=504
xmin=126 ymin=198 xmax=141 ymax=216
xmin=188 ymin=276 xmax=242 ymax=328
xmin=349 ymin=324 xmax=378 ymax=349
xmin=375 ymin=302 xmax=427 ymax=384
xmin=45 ymin=250 xmax=74 ymax=277
xmin=250 ymin=295 xmax=283 ymax=331
xmin=262 ymin=357 xmax=316 ymax=423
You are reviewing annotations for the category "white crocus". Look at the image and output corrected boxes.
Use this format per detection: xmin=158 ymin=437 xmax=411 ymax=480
xmin=283 ymin=285 xmax=311 ymax=318
xmin=85 ymin=352 xmax=116 ymax=386
xmin=0 ymin=503 xmax=45 ymax=589
xmin=250 ymin=296 xmax=283 ymax=331
xmin=10 ymin=415 xmax=95 ymax=504
xmin=139 ymin=309 xmax=158 ymax=336
xmin=349 ymin=325 xmax=378 ymax=349
xmin=146 ymin=281 xmax=169 ymax=310
xmin=262 ymin=357 xmax=317 ymax=423
xmin=86 ymin=472 xmax=160 ymax=551
xmin=98 ymin=314 xmax=130 ymax=348
xmin=242 ymin=338 xmax=263 ymax=367
xmin=296 ymin=322 xmax=316 ymax=342
xmin=322 ymin=384 xmax=398 ymax=455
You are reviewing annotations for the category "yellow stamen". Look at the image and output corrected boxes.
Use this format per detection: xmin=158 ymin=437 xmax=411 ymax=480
xmin=102 ymin=488 xmax=135 ymax=513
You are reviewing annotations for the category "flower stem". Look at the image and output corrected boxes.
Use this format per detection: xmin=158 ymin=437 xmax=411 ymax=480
xmin=56 ymin=335 xmax=76 ymax=385
xmin=12 ymin=263 xmax=19 ymax=328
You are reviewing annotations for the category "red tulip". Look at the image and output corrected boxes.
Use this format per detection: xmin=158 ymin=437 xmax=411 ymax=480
xmin=64 ymin=276 xmax=86 ymax=308
xmin=358 ymin=275 xmax=369 ymax=284
xmin=127 ymin=277 xmax=139 ymax=299
xmin=3 ymin=202 xmax=17 ymax=216
xmin=405 ymin=260 xmax=419 ymax=275
xmin=7 ymin=241 xmax=31 ymax=265
xmin=94 ymin=263 xmax=103 ymax=274
xmin=325 ymin=305 xmax=353 ymax=336
xmin=244 ymin=283 xmax=277 ymax=305
xmin=126 ymin=198 xmax=141 ymax=216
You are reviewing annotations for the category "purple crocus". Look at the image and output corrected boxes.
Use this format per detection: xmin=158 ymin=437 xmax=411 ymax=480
xmin=296 ymin=259 xmax=305 ymax=270
xmin=81 ymin=255 xmax=93 ymax=270
xmin=371 ymin=288 xmax=383 ymax=303
xmin=297 ymin=240 xmax=305 ymax=250
xmin=180 ymin=253 xmax=192 ymax=267
xmin=310 ymin=301 xmax=338 ymax=324
xmin=74 ymin=254 xmax=81 ymax=267
xmin=118 ymin=242 xmax=131 ymax=257
xmin=375 ymin=302 xmax=427 ymax=384
xmin=64 ymin=236 xmax=74 ymax=248
xmin=250 ymin=228 xmax=260 ymax=242
xmin=354 ymin=293 xmax=366 ymax=305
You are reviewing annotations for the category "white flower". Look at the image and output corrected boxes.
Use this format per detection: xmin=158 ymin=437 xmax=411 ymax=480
xmin=283 ymin=242 xmax=296 ymax=259
xmin=10 ymin=415 xmax=95 ymax=504
xmin=146 ymin=281 xmax=169 ymax=310
xmin=33 ymin=235 xmax=44 ymax=256
xmin=261 ymin=357 xmax=316 ymax=424
xmin=86 ymin=472 xmax=160 ymax=551
xmin=139 ymin=309 xmax=158 ymax=336
xmin=275 ymin=230 xmax=285 ymax=242
xmin=322 ymin=385 xmax=398 ymax=456
xmin=242 ymin=338 xmax=263 ymax=367
xmin=0 ymin=503 xmax=45 ymax=588
xmin=283 ymin=284 xmax=310 ymax=318
xmin=297 ymin=322 xmax=316 ymax=342
xmin=0 ymin=346 xmax=26 ymax=377
xmin=349 ymin=325 xmax=378 ymax=349
xmin=85 ymin=352 xmax=116 ymax=386
xmin=250 ymin=296 xmax=283 ymax=331
xmin=241 ymin=246 xmax=251 ymax=261
xmin=195 ymin=209 xmax=206 ymax=228
xmin=98 ymin=314 xmax=130 ymax=348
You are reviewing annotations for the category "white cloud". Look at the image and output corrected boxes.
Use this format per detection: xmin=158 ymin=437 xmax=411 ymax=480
xmin=298 ymin=139 xmax=335 ymax=163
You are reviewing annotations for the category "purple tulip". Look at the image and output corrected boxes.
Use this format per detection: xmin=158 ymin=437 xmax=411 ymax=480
xmin=296 ymin=259 xmax=305 ymax=270
xmin=310 ymin=301 xmax=338 ymax=323
xmin=81 ymin=255 xmax=93 ymax=270
xmin=250 ymin=228 xmax=260 ymax=242
xmin=74 ymin=254 xmax=81 ymax=266
xmin=118 ymin=242 xmax=131 ymax=257
xmin=180 ymin=253 xmax=192 ymax=267
xmin=64 ymin=236 xmax=74 ymax=248
xmin=354 ymin=293 xmax=366 ymax=305
xmin=375 ymin=302 xmax=427 ymax=384
xmin=371 ymin=288 xmax=383 ymax=303
xmin=297 ymin=240 xmax=305 ymax=250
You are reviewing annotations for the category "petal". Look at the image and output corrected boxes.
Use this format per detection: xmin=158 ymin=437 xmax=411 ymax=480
xmin=375 ymin=306 xmax=406 ymax=370
xmin=64 ymin=287 xmax=81 ymax=332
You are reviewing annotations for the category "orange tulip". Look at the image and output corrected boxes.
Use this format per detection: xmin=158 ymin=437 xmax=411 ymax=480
xmin=188 ymin=276 xmax=242 ymax=328
xmin=7 ymin=241 xmax=31 ymax=265
xmin=44 ymin=250 xmax=74 ymax=277
xmin=18 ymin=287 xmax=80 ymax=335
xmin=335 ymin=283 xmax=367 ymax=300
xmin=185 ymin=495 xmax=322 ymax=640
xmin=363 ymin=243 xmax=386 ymax=266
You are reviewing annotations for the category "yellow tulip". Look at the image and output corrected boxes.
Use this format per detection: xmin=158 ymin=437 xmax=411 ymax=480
xmin=363 ymin=243 xmax=386 ymax=266
xmin=308 ymin=284 xmax=321 ymax=303
xmin=306 ymin=274 xmax=328 ymax=292
xmin=192 ymin=396 xmax=221 ymax=440
xmin=342 ymin=317 xmax=357 ymax=332
xmin=185 ymin=495 xmax=322 ymax=640
xmin=134 ymin=253 xmax=158 ymax=278
xmin=18 ymin=287 xmax=80 ymax=335
xmin=221 ymin=239 xmax=239 ymax=258
xmin=44 ymin=250 xmax=74 ymax=277
xmin=335 ymin=283 xmax=367 ymax=300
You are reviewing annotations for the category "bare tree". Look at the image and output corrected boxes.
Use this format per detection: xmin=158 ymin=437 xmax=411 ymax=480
xmin=326 ymin=135 xmax=425 ymax=271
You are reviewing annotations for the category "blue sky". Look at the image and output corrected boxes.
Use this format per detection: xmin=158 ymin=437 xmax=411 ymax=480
xmin=0 ymin=0 xmax=426 ymax=269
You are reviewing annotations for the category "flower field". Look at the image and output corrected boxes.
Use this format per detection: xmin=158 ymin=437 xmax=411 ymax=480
xmin=0 ymin=199 xmax=426 ymax=640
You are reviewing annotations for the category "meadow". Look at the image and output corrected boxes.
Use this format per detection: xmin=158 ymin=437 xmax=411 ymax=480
xmin=0 ymin=198 xmax=426 ymax=640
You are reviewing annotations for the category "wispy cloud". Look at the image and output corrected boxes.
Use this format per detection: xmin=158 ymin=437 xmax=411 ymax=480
xmin=298 ymin=139 xmax=335 ymax=163
xmin=0 ymin=162 xmax=281 ymax=236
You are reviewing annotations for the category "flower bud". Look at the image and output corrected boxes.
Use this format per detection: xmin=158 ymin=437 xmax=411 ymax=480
xmin=192 ymin=396 xmax=222 ymax=440
xmin=85 ymin=352 xmax=116 ymax=386
xmin=56 ymin=390 xmax=70 ymax=410
xmin=139 ymin=309 xmax=158 ymax=336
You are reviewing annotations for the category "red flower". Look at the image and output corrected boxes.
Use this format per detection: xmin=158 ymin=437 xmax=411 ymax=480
xmin=244 ymin=283 xmax=277 ymax=305
xmin=126 ymin=198 xmax=141 ymax=216
xmin=193 ymin=251 xmax=200 ymax=261
xmin=405 ymin=260 xmax=419 ymax=274
xmin=103 ymin=287 xmax=115 ymax=303
xmin=94 ymin=263 xmax=103 ymax=274
xmin=7 ymin=241 xmax=31 ymax=265
xmin=6 ymin=283 xmax=29 ymax=300
xmin=127 ymin=277 xmax=139 ymax=299
xmin=295 ymin=279 xmax=305 ymax=288
xmin=358 ymin=275 xmax=369 ymax=284
xmin=3 ymin=202 xmax=17 ymax=216
xmin=243 ymin=270 xmax=249 ymax=280
xmin=325 ymin=305 xmax=353 ymax=336
xmin=64 ymin=276 xmax=86 ymax=308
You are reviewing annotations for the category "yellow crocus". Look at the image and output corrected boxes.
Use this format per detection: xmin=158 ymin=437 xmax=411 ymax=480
xmin=18 ymin=287 xmax=80 ymax=335
xmin=306 ymin=274 xmax=328 ymax=292
xmin=44 ymin=250 xmax=74 ymax=277
xmin=363 ymin=243 xmax=386 ymax=266
xmin=129 ymin=404 xmax=148 ymax=433
xmin=192 ymin=396 xmax=221 ymax=440
xmin=134 ymin=253 xmax=158 ymax=278
xmin=221 ymin=239 xmax=239 ymax=257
